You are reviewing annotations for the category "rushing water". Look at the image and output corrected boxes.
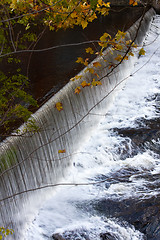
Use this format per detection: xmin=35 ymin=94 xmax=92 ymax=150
xmin=25 ymin=15 xmax=160 ymax=240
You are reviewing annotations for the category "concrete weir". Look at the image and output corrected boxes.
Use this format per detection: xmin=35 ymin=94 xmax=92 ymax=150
xmin=0 ymin=8 xmax=156 ymax=239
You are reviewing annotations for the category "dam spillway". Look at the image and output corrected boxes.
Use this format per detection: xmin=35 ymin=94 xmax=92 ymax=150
xmin=0 ymin=8 xmax=156 ymax=239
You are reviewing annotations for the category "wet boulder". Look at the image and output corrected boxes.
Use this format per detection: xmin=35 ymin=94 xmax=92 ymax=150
xmin=100 ymin=232 xmax=117 ymax=240
xmin=52 ymin=233 xmax=66 ymax=240
xmin=93 ymin=195 xmax=160 ymax=240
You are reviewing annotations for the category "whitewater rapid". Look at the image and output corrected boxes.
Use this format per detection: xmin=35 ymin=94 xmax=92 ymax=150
xmin=25 ymin=15 xmax=160 ymax=240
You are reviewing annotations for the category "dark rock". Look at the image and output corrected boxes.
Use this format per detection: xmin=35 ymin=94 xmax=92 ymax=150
xmin=52 ymin=233 xmax=65 ymax=240
xmin=100 ymin=232 xmax=117 ymax=240
xmin=93 ymin=195 xmax=160 ymax=240
xmin=52 ymin=230 xmax=90 ymax=240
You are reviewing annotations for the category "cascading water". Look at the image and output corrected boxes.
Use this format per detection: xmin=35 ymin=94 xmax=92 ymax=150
xmin=25 ymin=14 xmax=160 ymax=240
xmin=0 ymin=8 xmax=155 ymax=240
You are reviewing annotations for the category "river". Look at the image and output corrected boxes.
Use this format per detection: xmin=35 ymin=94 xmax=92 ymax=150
xmin=25 ymin=14 xmax=160 ymax=240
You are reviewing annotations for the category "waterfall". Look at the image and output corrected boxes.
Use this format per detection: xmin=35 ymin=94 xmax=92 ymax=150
xmin=0 ymin=8 xmax=155 ymax=240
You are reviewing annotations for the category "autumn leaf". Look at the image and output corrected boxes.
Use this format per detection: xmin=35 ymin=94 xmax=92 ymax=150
xmin=85 ymin=47 xmax=94 ymax=54
xmin=115 ymin=54 xmax=123 ymax=62
xmin=70 ymin=75 xmax=82 ymax=81
xmin=100 ymin=33 xmax=111 ymax=41
xmin=76 ymin=57 xmax=84 ymax=64
xmin=99 ymin=32 xmax=111 ymax=47
xmin=139 ymin=48 xmax=145 ymax=56
xmin=75 ymin=86 xmax=81 ymax=94
xmin=114 ymin=43 xmax=123 ymax=51
xmin=126 ymin=40 xmax=132 ymax=45
xmin=81 ymin=81 xmax=91 ymax=88
xmin=105 ymin=2 xmax=110 ymax=7
xmin=84 ymin=58 xmax=89 ymax=66
xmin=81 ymin=20 xmax=88 ymax=29
xmin=115 ymin=30 xmax=126 ymax=40
xmin=97 ymin=0 xmax=110 ymax=8
xmin=129 ymin=0 xmax=138 ymax=6
xmin=58 ymin=149 xmax=66 ymax=153
xmin=128 ymin=52 xmax=134 ymax=57
xmin=85 ymin=68 xmax=95 ymax=74
xmin=91 ymin=79 xmax=102 ymax=86
xmin=124 ymin=56 xmax=128 ymax=60
xmin=71 ymin=12 xmax=77 ymax=18
xmin=94 ymin=73 xmax=99 ymax=78
xmin=93 ymin=62 xmax=101 ymax=68
xmin=55 ymin=102 xmax=63 ymax=111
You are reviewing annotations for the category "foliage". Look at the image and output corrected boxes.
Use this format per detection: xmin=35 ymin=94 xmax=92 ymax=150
xmin=0 ymin=227 xmax=14 ymax=239
xmin=72 ymin=30 xmax=138 ymax=94
xmin=0 ymin=0 xmax=141 ymax=136
xmin=0 ymin=0 xmax=111 ymax=136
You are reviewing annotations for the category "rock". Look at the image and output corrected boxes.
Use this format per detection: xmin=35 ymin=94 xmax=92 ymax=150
xmin=93 ymin=195 xmax=160 ymax=239
xmin=52 ymin=233 xmax=65 ymax=240
xmin=52 ymin=230 xmax=90 ymax=240
xmin=100 ymin=232 xmax=117 ymax=240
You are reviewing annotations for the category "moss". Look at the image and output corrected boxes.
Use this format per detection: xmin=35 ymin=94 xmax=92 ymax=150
xmin=0 ymin=146 xmax=18 ymax=172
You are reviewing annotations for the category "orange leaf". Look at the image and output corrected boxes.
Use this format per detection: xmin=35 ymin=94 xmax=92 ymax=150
xmin=55 ymin=102 xmax=63 ymax=111
xmin=81 ymin=81 xmax=90 ymax=88
xmin=87 ymin=68 xmax=94 ymax=74
xmin=93 ymin=62 xmax=101 ymax=68
xmin=58 ymin=149 xmax=66 ymax=153
xmin=94 ymin=73 xmax=99 ymax=78
xmin=84 ymin=58 xmax=89 ymax=66
xmin=129 ymin=0 xmax=138 ymax=6
xmin=115 ymin=54 xmax=123 ymax=62
xmin=75 ymin=86 xmax=81 ymax=94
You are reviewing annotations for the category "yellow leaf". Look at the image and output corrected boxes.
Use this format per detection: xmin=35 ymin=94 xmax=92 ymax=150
xmin=55 ymin=102 xmax=63 ymax=111
xmin=81 ymin=20 xmax=88 ymax=29
xmin=76 ymin=57 xmax=84 ymax=64
xmin=131 ymin=42 xmax=138 ymax=48
xmin=139 ymin=48 xmax=145 ymax=56
xmin=115 ymin=30 xmax=126 ymax=40
xmin=126 ymin=40 xmax=132 ymax=45
xmin=93 ymin=62 xmax=101 ymax=68
xmin=71 ymin=12 xmax=77 ymax=18
xmin=75 ymin=86 xmax=81 ymax=94
xmin=100 ymin=32 xmax=111 ymax=42
xmin=97 ymin=0 xmax=103 ymax=6
xmin=100 ymin=7 xmax=109 ymax=16
xmin=85 ymin=47 xmax=94 ymax=54
xmin=81 ymin=81 xmax=90 ymax=88
xmin=58 ymin=149 xmax=66 ymax=153
xmin=91 ymin=79 xmax=102 ymax=86
xmin=70 ymin=75 xmax=83 ymax=81
xmin=128 ymin=52 xmax=134 ymax=56
xmin=114 ymin=43 xmax=123 ymax=51
xmin=94 ymin=73 xmax=99 ymax=78
xmin=88 ymin=13 xmax=97 ymax=22
xmin=105 ymin=2 xmax=110 ymax=7
xmin=88 ymin=68 xmax=95 ymax=74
